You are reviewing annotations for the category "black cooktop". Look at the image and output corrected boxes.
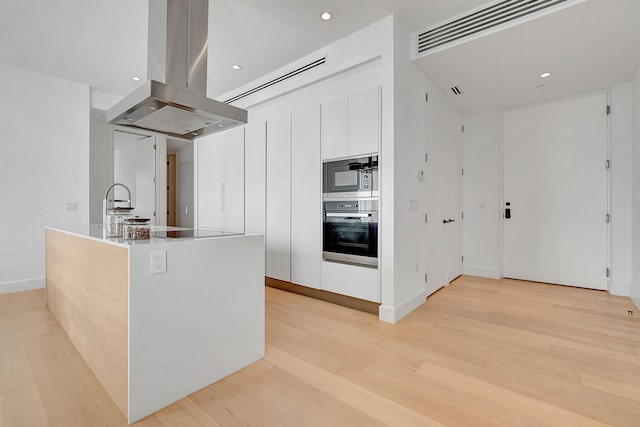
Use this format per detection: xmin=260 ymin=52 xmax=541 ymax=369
xmin=153 ymin=229 xmax=242 ymax=239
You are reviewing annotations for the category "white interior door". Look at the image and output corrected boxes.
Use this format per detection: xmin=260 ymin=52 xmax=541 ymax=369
xmin=444 ymin=110 xmax=463 ymax=283
xmin=503 ymin=93 xmax=608 ymax=290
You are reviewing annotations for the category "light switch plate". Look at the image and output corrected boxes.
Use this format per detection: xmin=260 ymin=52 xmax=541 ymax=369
xmin=151 ymin=250 xmax=167 ymax=274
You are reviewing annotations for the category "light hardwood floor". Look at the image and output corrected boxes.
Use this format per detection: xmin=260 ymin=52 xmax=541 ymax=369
xmin=1 ymin=276 xmax=639 ymax=426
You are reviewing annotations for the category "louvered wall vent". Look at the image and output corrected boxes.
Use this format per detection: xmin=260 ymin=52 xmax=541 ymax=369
xmin=224 ymin=57 xmax=327 ymax=104
xmin=451 ymin=86 xmax=464 ymax=95
xmin=416 ymin=0 xmax=576 ymax=56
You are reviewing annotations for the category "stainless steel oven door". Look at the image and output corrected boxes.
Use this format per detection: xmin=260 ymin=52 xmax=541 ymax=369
xmin=322 ymin=203 xmax=378 ymax=268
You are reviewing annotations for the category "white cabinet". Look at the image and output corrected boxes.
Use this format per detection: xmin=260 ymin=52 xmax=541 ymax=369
xmin=266 ymin=114 xmax=292 ymax=282
xmin=224 ymin=128 xmax=245 ymax=233
xmin=291 ymin=105 xmax=321 ymax=289
xmin=245 ymin=120 xmax=266 ymax=236
xmin=263 ymin=101 xmax=379 ymax=301
xmin=321 ymin=96 xmax=348 ymax=160
xmin=321 ymin=86 xmax=380 ymax=160
xmin=348 ymin=87 xmax=380 ymax=156
xmin=321 ymin=261 xmax=379 ymax=302
xmin=196 ymin=127 xmax=244 ymax=232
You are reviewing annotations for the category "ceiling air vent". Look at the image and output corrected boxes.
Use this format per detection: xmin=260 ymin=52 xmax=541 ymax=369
xmin=451 ymin=86 xmax=464 ymax=95
xmin=224 ymin=57 xmax=327 ymax=104
xmin=416 ymin=0 xmax=576 ymax=56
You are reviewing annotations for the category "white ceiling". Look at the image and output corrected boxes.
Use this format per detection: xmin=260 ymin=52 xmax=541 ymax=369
xmin=1 ymin=0 xmax=638 ymax=113
xmin=415 ymin=0 xmax=640 ymax=112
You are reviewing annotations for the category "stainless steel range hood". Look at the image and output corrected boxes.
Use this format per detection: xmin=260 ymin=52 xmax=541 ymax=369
xmin=107 ymin=0 xmax=247 ymax=140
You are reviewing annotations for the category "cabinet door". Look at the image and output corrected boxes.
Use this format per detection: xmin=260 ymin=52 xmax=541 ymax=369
xmin=196 ymin=133 xmax=226 ymax=229
xmin=291 ymin=105 xmax=321 ymax=289
xmin=321 ymin=96 xmax=348 ymax=160
xmin=266 ymin=114 xmax=292 ymax=282
xmin=245 ymin=120 xmax=266 ymax=236
xmin=348 ymin=86 xmax=379 ymax=156
xmin=321 ymin=261 xmax=379 ymax=302
xmin=224 ymin=127 xmax=245 ymax=233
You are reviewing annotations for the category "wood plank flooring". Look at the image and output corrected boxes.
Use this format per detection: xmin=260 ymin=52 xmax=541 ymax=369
xmin=1 ymin=276 xmax=639 ymax=426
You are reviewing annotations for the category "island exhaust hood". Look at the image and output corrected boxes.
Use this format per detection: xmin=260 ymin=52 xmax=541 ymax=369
xmin=106 ymin=0 xmax=247 ymax=140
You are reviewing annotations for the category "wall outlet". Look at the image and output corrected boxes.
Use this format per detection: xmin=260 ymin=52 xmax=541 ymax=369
xmin=64 ymin=201 xmax=78 ymax=211
xmin=151 ymin=250 xmax=167 ymax=274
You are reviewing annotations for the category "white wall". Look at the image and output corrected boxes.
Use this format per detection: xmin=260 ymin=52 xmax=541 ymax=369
xmin=0 ymin=63 xmax=90 ymax=293
xmin=379 ymin=17 xmax=464 ymax=323
xmin=462 ymin=89 xmax=635 ymax=297
xmin=462 ymin=110 xmax=503 ymax=279
xmin=610 ymin=84 xmax=633 ymax=296
xmin=89 ymin=109 xmax=113 ymax=224
xmin=631 ymin=68 xmax=640 ymax=308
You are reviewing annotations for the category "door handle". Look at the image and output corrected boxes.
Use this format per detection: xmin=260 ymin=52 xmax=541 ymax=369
xmin=443 ymin=219 xmax=455 ymax=224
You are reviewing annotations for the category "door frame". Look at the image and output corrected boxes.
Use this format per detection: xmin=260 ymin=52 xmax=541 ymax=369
xmin=499 ymin=90 xmax=611 ymax=292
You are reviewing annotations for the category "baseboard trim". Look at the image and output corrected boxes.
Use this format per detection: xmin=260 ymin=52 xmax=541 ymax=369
xmin=378 ymin=289 xmax=429 ymax=324
xmin=463 ymin=266 xmax=501 ymax=280
xmin=0 ymin=277 xmax=45 ymax=295
xmin=265 ymin=277 xmax=379 ymax=315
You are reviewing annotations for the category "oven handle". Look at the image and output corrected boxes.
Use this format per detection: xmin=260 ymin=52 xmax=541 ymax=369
xmin=325 ymin=213 xmax=370 ymax=218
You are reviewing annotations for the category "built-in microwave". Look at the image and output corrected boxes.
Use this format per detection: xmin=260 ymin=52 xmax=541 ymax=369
xmin=323 ymin=155 xmax=378 ymax=198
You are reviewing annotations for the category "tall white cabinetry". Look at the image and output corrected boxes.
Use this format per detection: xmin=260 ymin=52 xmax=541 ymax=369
xmin=263 ymin=88 xmax=380 ymax=301
xmin=291 ymin=105 xmax=322 ymax=289
xmin=321 ymin=86 xmax=380 ymax=160
xmin=266 ymin=114 xmax=292 ymax=282
xmin=197 ymin=127 xmax=244 ymax=232
xmin=245 ymin=120 xmax=266 ymax=236
xmin=265 ymin=108 xmax=322 ymax=289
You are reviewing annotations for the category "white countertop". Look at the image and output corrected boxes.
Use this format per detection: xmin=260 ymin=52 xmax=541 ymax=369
xmin=45 ymin=225 xmax=246 ymax=248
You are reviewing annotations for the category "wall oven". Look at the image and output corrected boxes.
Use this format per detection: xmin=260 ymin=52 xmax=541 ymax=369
xmin=323 ymin=155 xmax=378 ymax=199
xmin=323 ymin=199 xmax=378 ymax=268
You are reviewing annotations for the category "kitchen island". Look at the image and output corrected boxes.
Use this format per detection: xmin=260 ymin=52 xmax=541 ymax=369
xmin=44 ymin=226 xmax=264 ymax=423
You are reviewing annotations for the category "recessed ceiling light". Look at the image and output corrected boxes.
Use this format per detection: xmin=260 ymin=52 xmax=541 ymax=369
xmin=231 ymin=64 xmax=241 ymax=70
xmin=132 ymin=76 xmax=142 ymax=81
xmin=321 ymin=11 xmax=332 ymax=21
xmin=540 ymin=72 xmax=552 ymax=78
xmin=217 ymin=124 xmax=224 ymax=127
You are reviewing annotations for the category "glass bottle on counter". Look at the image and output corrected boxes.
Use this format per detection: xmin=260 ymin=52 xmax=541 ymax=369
xmin=123 ymin=218 xmax=151 ymax=240
xmin=105 ymin=207 xmax=134 ymax=237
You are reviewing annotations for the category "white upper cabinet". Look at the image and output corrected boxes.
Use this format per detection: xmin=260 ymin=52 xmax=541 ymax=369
xmin=348 ymin=87 xmax=380 ymax=156
xmin=291 ymin=105 xmax=322 ymax=289
xmin=321 ymin=86 xmax=380 ymax=160
xmin=321 ymin=96 xmax=348 ymax=160
xmin=266 ymin=114 xmax=292 ymax=282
